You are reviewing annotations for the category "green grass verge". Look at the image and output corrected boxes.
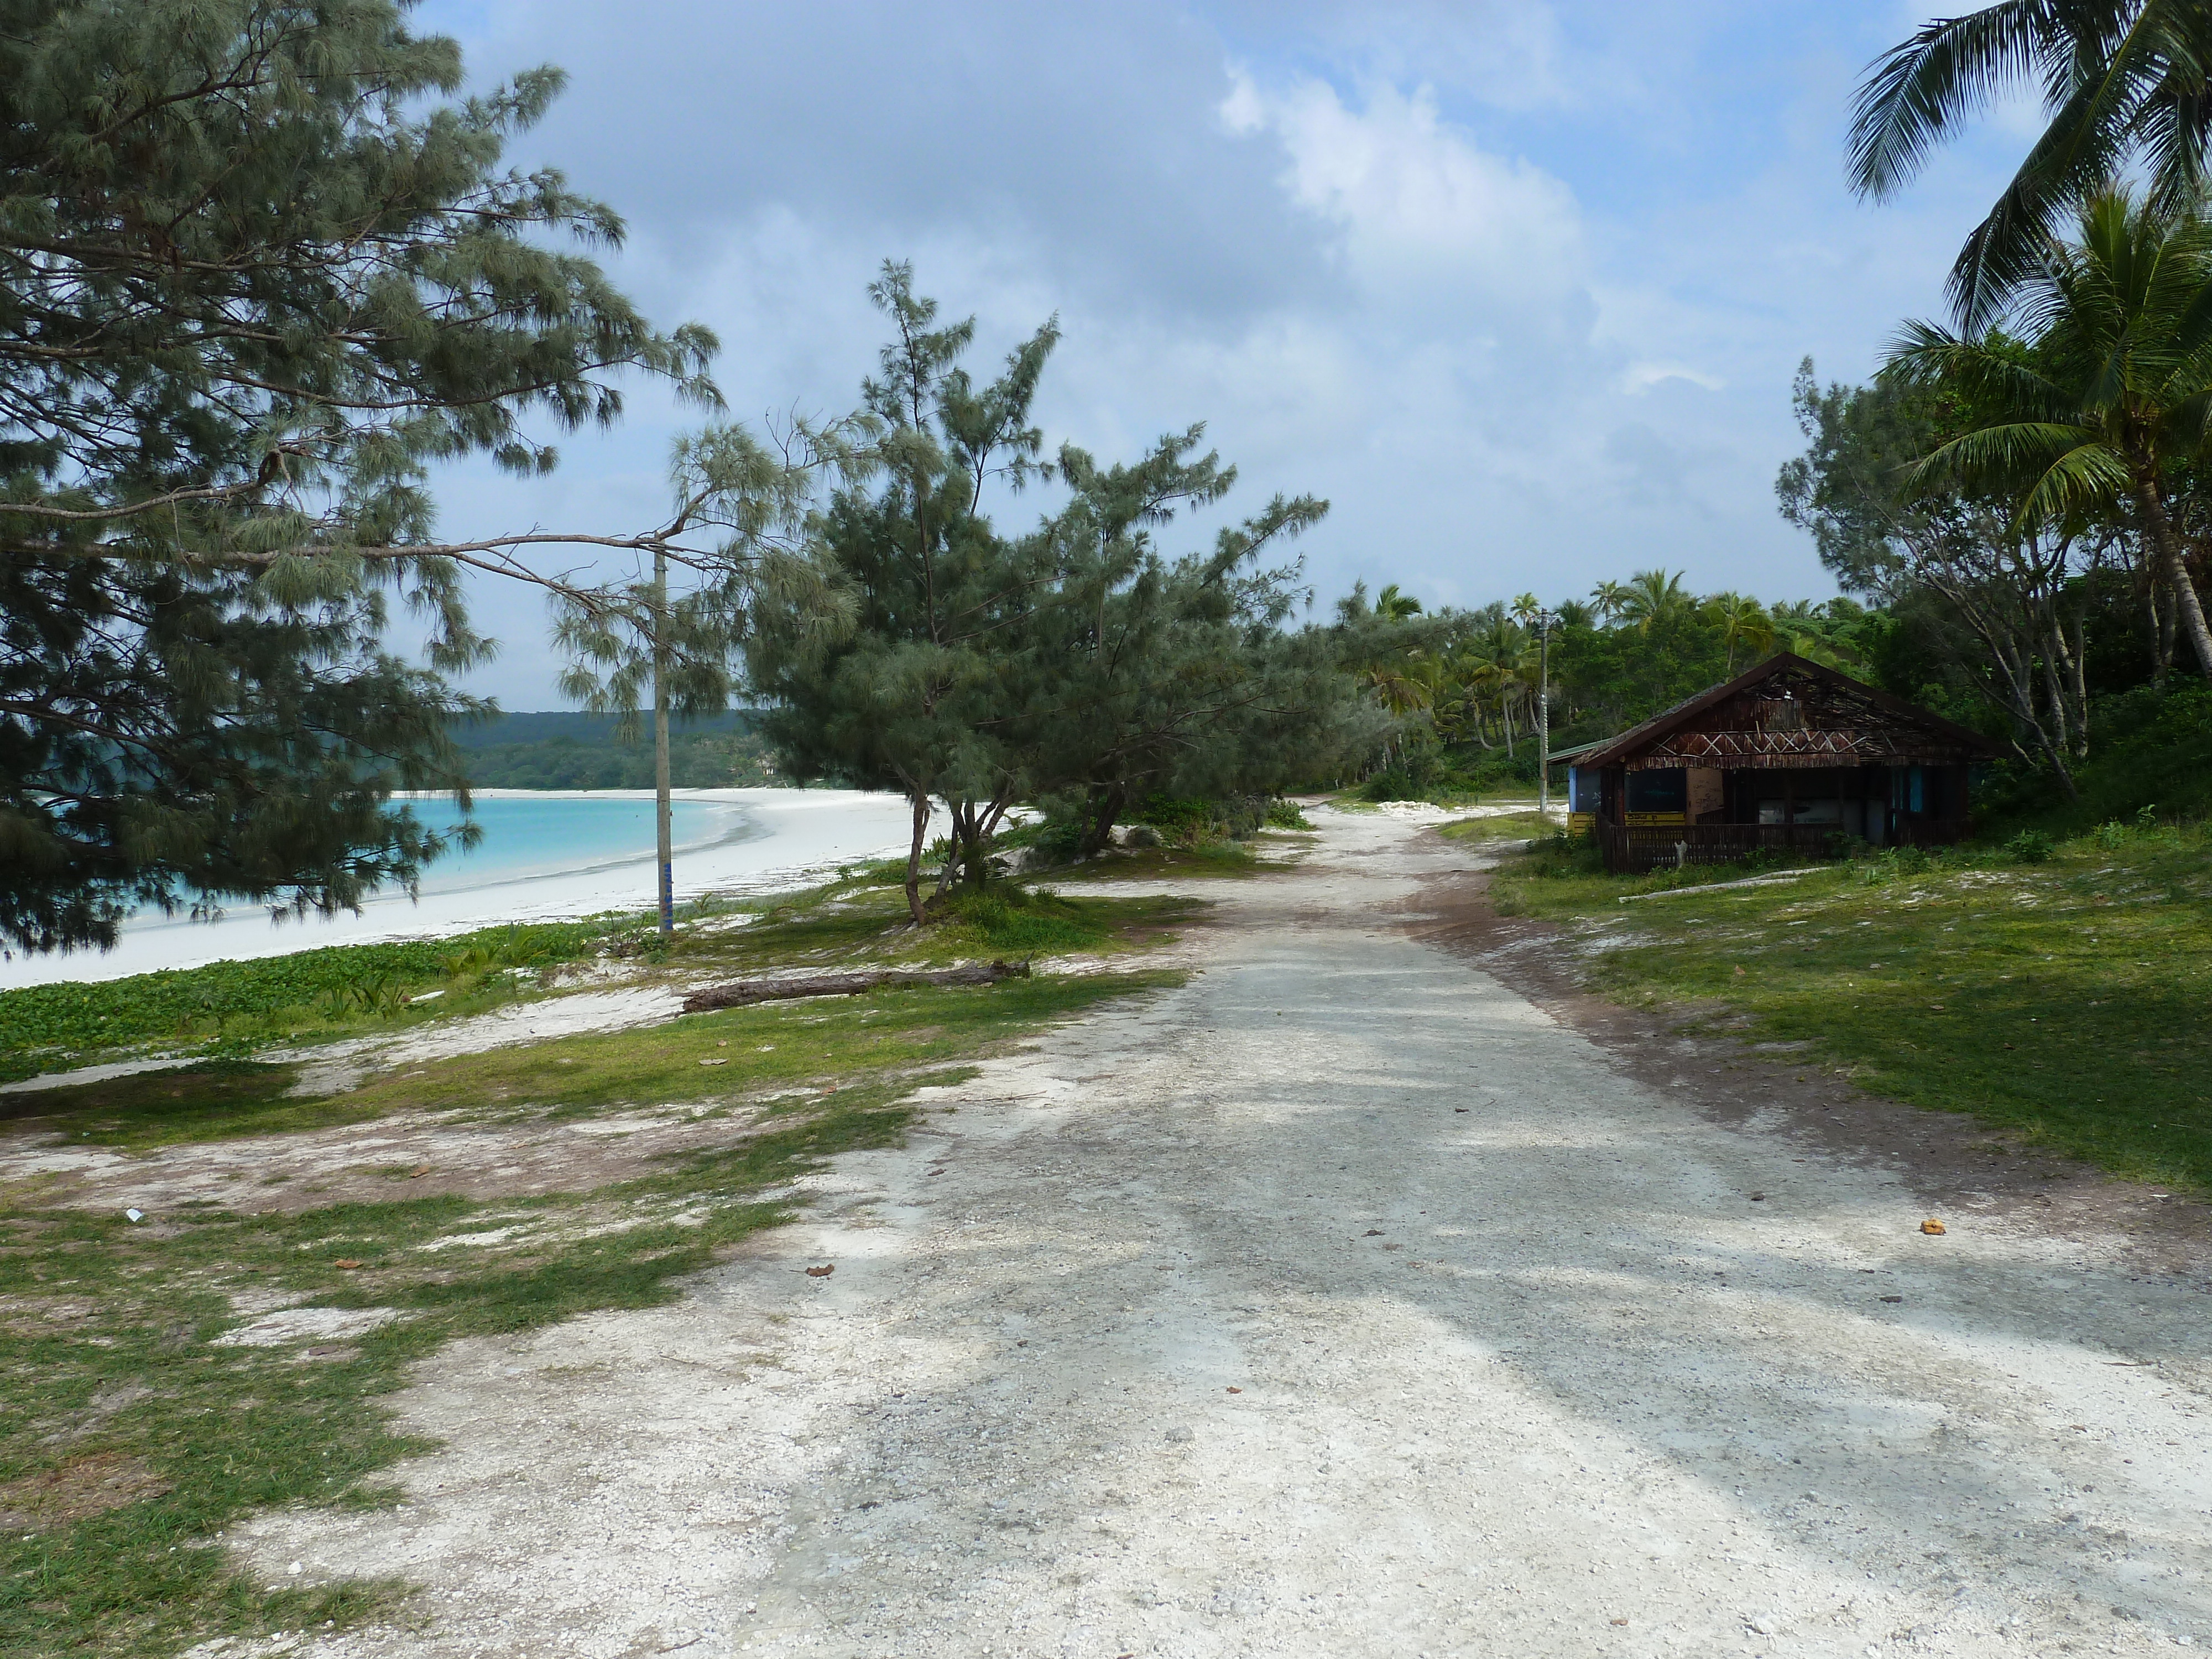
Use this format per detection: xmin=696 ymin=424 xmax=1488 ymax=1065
xmin=0 ymin=968 xmax=1180 ymax=1656
xmin=1436 ymin=811 xmax=1557 ymax=844
xmin=0 ymin=920 xmax=628 ymax=1085
xmin=1 ymin=879 xmax=1201 ymax=1087
xmin=1050 ymin=839 xmax=1296 ymax=881
xmin=1487 ymin=822 xmax=2212 ymax=1191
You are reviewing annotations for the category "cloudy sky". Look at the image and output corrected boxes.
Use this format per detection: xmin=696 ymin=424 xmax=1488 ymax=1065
xmin=409 ymin=0 xmax=2032 ymax=708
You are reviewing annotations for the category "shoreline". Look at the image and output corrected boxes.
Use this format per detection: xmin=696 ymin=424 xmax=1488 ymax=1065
xmin=0 ymin=787 xmax=915 ymax=991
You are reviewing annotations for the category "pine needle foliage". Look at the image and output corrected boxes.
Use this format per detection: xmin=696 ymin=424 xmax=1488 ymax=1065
xmin=0 ymin=0 xmax=713 ymax=953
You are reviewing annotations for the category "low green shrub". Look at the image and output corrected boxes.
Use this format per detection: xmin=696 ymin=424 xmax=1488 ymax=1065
xmin=0 ymin=920 xmax=612 ymax=1078
xmin=930 ymin=885 xmax=1114 ymax=954
xmin=2006 ymin=828 xmax=2055 ymax=864
xmin=1132 ymin=795 xmax=1216 ymax=844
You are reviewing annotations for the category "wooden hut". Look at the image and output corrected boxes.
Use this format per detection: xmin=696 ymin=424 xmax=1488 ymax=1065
xmin=1559 ymin=653 xmax=2000 ymax=874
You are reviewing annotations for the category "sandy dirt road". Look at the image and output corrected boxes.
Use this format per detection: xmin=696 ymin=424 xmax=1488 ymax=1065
xmin=214 ymin=808 xmax=2212 ymax=1658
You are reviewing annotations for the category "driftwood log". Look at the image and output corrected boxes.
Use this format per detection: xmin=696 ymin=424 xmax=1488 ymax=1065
xmin=681 ymin=958 xmax=1031 ymax=1014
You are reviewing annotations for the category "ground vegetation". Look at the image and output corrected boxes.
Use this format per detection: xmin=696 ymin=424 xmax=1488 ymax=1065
xmin=0 ymin=867 xmax=1191 ymax=1652
xmin=1468 ymin=810 xmax=2211 ymax=1195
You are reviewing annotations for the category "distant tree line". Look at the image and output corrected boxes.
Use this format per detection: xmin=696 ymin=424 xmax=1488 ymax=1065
xmin=1324 ymin=575 xmax=1874 ymax=798
xmin=448 ymin=712 xmax=780 ymax=791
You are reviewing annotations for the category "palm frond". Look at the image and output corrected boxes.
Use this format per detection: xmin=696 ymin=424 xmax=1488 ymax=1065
xmin=2158 ymin=384 xmax=2212 ymax=451
xmin=1858 ymin=2 xmax=2212 ymax=330
xmin=2015 ymin=437 xmax=2138 ymax=525
xmin=1881 ymin=321 xmax=2074 ymax=420
xmin=1849 ymin=1 xmax=2050 ymax=200
xmin=1906 ymin=421 xmax=2100 ymax=500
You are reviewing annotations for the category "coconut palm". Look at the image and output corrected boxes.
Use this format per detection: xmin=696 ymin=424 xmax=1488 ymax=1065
xmin=1373 ymin=583 xmax=1424 ymax=622
xmin=1704 ymin=592 xmax=1775 ymax=674
xmin=1768 ymin=601 xmax=1869 ymax=669
xmin=1850 ymin=1 xmax=2212 ymax=330
xmin=1882 ymin=186 xmax=2212 ymax=678
xmin=1617 ymin=568 xmax=1694 ymax=634
xmin=1588 ymin=579 xmax=1627 ymax=625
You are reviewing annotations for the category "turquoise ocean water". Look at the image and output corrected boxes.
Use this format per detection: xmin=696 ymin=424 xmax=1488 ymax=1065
xmin=400 ymin=794 xmax=759 ymax=896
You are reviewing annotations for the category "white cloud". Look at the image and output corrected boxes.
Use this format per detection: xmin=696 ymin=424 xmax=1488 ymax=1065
xmin=1222 ymin=71 xmax=1586 ymax=308
xmin=393 ymin=0 xmax=2033 ymax=706
xmin=1620 ymin=360 xmax=1725 ymax=394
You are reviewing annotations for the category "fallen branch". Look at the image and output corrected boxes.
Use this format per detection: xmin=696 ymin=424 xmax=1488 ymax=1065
xmin=681 ymin=959 xmax=1031 ymax=1014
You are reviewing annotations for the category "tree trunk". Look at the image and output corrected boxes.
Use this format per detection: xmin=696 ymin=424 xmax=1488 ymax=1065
xmin=683 ymin=958 xmax=1030 ymax=1013
xmin=2136 ymin=480 xmax=2212 ymax=677
xmin=903 ymin=792 xmax=930 ymax=926
xmin=960 ymin=799 xmax=988 ymax=889
xmin=2150 ymin=572 xmax=2177 ymax=687
xmin=2056 ymin=611 xmax=2089 ymax=763
xmin=935 ymin=799 xmax=973 ymax=896
xmin=1079 ymin=782 xmax=1125 ymax=857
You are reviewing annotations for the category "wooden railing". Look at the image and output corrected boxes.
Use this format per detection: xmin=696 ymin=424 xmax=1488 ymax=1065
xmin=1595 ymin=820 xmax=1970 ymax=874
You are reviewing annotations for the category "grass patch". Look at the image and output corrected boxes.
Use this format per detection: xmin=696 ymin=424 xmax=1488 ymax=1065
xmin=0 ymin=1062 xmax=353 ymax=1151
xmin=0 ymin=921 xmax=628 ymax=1084
xmin=1052 ymin=839 xmax=1293 ymax=881
xmin=924 ymin=885 xmax=1118 ymax=953
xmin=1436 ymin=811 xmax=1558 ymax=845
xmin=338 ymin=969 xmax=1180 ymax=1124
xmin=654 ymin=879 xmax=1201 ymax=973
xmin=1488 ymin=822 xmax=2212 ymax=1191
xmin=2 ymin=880 xmax=1199 ymax=1089
xmin=0 ymin=967 xmax=1180 ymax=1655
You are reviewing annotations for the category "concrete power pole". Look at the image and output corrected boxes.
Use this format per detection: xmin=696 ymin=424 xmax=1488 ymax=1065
xmin=1536 ymin=609 xmax=1558 ymax=820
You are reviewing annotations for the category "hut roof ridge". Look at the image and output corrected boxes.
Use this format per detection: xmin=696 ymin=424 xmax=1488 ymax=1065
xmin=1573 ymin=652 xmax=1999 ymax=770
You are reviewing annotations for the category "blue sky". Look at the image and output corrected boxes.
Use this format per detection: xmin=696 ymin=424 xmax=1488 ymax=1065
xmin=408 ymin=0 xmax=2035 ymax=707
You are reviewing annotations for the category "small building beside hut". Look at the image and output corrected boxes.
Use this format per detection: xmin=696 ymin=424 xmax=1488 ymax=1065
xmin=1556 ymin=653 xmax=2000 ymax=874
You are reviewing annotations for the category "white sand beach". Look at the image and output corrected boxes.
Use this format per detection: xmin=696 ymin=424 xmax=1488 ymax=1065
xmin=0 ymin=788 xmax=915 ymax=990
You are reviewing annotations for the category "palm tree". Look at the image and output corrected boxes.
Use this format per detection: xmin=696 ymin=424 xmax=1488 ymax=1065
xmin=1359 ymin=656 xmax=1433 ymax=770
xmin=1883 ymin=186 xmax=2212 ymax=678
xmin=1768 ymin=600 xmax=1868 ymax=669
xmin=1361 ymin=660 xmax=1432 ymax=716
xmin=1850 ymin=1 xmax=2212 ymax=330
xmin=1373 ymin=583 xmax=1424 ymax=622
xmin=1705 ymin=592 xmax=1774 ymax=674
xmin=1617 ymin=568 xmax=1693 ymax=634
xmin=1588 ymin=579 xmax=1627 ymax=626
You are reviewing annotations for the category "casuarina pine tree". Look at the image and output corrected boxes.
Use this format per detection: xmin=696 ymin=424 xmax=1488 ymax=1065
xmin=744 ymin=264 xmax=1059 ymax=925
xmin=0 ymin=0 xmax=716 ymax=953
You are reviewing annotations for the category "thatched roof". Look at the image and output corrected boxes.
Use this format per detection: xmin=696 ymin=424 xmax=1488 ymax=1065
xmin=1575 ymin=653 xmax=2000 ymax=772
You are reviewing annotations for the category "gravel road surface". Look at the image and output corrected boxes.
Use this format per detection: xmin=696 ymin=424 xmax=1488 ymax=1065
xmin=213 ymin=808 xmax=2211 ymax=1659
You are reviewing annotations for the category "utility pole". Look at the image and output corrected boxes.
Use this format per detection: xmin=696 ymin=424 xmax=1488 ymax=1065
xmin=1535 ymin=608 xmax=1558 ymax=820
xmin=653 ymin=539 xmax=674 ymax=938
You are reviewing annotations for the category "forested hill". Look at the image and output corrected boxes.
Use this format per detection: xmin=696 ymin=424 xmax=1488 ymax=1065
xmin=450 ymin=711 xmax=783 ymax=790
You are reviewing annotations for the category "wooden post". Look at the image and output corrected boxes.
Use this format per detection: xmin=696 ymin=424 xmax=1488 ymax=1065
xmin=654 ymin=540 xmax=673 ymax=938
